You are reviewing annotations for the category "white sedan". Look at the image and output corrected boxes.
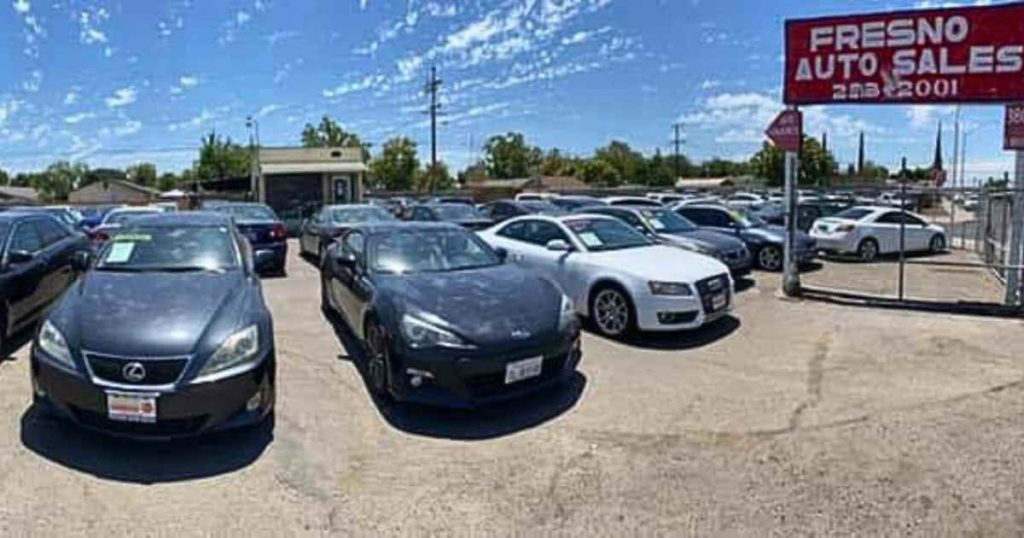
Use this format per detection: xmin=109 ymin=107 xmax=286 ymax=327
xmin=810 ymin=206 xmax=947 ymax=261
xmin=478 ymin=214 xmax=734 ymax=337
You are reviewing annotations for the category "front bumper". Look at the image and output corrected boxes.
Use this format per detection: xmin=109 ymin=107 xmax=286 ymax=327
xmin=389 ymin=333 xmax=582 ymax=409
xmin=31 ymin=348 xmax=276 ymax=440
xmin=634 ymin=287 xmax=733 ymax=332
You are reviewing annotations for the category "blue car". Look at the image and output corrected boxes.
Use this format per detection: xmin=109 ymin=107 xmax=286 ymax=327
xmin=209 ymin=203 xmax=289 ymax=275
xmin=675 ymin=204 xmax=816 ymax=272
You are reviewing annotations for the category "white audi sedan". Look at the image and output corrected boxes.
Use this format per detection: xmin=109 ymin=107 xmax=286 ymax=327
xmin=810 ymin=206 xmax=947 ymax=261
xmin=478 ymin=214 xmax=734 ymax=338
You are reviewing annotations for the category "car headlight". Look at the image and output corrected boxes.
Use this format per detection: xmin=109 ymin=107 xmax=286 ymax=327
xmin=648 ymin=281 xmax=694 ymax=296
xmin=558 ymin=294 xmax=578 ymax=331
xmin=688 ymin=240 xmax=718 ymax=257
xmin=197 ymin=325 xmax=261 ymax=379
xmin=38 ymin=320 xmax=75 ymax=369
xmin=401 ymin=313 xmax=474 ymax=349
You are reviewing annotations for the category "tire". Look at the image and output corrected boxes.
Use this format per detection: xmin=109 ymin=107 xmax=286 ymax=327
xmin=857 ymin=238 xmax=879 ymax=262
xmin=589 ymin=284 xmax=635 ymax=338
xmin=364 ymin=319 xmax=393 ymax=400
xmin=319 ymin=272 xmax=331 ymax=313
xmin=757 ymin=245 xmax=783 ymax=272
xmin=929 ymin=234 xmax=946 ymax=254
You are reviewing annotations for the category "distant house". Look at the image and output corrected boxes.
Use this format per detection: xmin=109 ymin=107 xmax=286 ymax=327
xmin=674 ymin=177 xmax=740 ymax=191
xmin=468 ymin=176 xmax=589 ymax=201
xmin=0 ymin=186 xmax=39 ymax=206
xmin=257 ymin=146 xmax=368 ymax=227
xmin=68 ymin=179 xmax=161 ymax=205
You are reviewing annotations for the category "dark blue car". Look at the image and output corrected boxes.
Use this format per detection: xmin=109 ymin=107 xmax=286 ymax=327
xmin=209 ymin=203 xmax=288 ymax=275
xmin=675 ymin=204 xmax=816 ymax=272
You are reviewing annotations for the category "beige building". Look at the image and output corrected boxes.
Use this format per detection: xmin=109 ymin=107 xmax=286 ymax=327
xmin=257 ymin=147 xmax=367 ymax=225
xmin=68 ymin=179 xmax=160 ymax=205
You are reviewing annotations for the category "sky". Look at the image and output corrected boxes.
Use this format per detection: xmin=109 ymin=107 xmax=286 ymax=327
xmin=0 ymin=0 xmax=1017 ymax=183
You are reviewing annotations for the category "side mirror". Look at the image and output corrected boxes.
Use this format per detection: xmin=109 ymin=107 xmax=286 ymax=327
xmin=494 ymin=247 xmax=508 ymax=262
xmin=7 ymin=250 xmax=35 ymax=265
xmin=334 ymin=248 xmax=358 ymax=268
xmin=546 ymin=239 xmax=571 ymax=252
xmin=71 ymin=250 xmax=93 ymax=272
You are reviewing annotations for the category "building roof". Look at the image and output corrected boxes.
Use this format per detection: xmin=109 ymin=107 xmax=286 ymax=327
xmin=262 ymin=162 xmax=367 ymax=175
xmin=0 ymin=186 xmax=40 ymax=203
xmin=259 ymin=146 xmax=367 ymax=175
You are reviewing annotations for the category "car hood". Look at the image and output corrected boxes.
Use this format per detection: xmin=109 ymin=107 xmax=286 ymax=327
xmin=57 ymin=270 xmax=246 ymax=357
xmin=743 ymin=226 xmax=816 ymax=249
xmin=377 ymin=264 xmax=563 ymax=347
xmin=660 ymin=229 xmax=746 ymax=252
xmin=589 ymin=245 xmax=730 ymax=281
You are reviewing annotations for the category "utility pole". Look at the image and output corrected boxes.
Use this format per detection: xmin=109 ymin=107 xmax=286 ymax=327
xmin=952 ymin=105 xmax=962 ymax=192
xmin=672 ymin=122 xmax=684 ymax=181
xmin=426 ymin=66 xmax=442 ymax=165
xmin=246 ymin=116 xmax=257 ymax=201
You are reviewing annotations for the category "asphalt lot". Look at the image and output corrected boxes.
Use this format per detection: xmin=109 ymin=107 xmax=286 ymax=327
xmin=3 ymin=240 xmax=1024 ymax=535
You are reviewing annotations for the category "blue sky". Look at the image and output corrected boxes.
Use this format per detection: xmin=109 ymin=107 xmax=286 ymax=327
xmin=0 ymin=0 xmax=1016 ymax=182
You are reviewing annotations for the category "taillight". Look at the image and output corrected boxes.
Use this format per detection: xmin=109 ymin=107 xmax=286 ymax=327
xmin=268 ymin=223 xmax=287 ymax=240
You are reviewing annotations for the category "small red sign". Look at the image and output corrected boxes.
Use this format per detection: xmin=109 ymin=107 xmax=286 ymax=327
xmin=784 ymin=4 xmax=1024 ymax=105
xmin=766 ymin=110 xmax=803 ymax=152
xmin=1005 ymin=103 xmax=1024 ymax=151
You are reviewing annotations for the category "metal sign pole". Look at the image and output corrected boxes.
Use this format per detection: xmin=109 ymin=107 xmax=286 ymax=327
xmin=782 ymin=107 xmax=801 ymax=296
xmin=1005 ymin=150 xmax=1024 ymax=306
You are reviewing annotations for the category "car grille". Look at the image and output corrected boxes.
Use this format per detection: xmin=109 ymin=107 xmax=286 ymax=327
xmin=70 ymin=406 xmax=207 ymax=437
xmin=695 ymin=274 xmax=731 ymax=314
xmin=464 ymin=353 xmax=569 ymax=397
xmin=84 ymin=353 xmax=189 ymax=387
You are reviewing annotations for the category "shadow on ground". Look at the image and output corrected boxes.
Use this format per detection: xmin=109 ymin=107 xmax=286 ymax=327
xmin=324 ymin=308 xmax=586 ymax=441
xmin=20 ymin=407 xmax=273 ymax=484
xmin=606 ymin=315 xmax=742 ymax=351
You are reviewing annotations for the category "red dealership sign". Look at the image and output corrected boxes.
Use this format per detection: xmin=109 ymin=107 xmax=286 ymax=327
xmin=1006 ymin=103 xmax=1024 ymax=151
xmin=784 ymin=4 xmax=1024 ymax=105
xmin=765 ymin=110 xmax=802 ymax=152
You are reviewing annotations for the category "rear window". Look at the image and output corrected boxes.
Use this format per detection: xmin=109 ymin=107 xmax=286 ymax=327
xmin=833 ymin=208 xmax=873 ymax=221
xmin=215 ymin=205 xmax=277 ymax=221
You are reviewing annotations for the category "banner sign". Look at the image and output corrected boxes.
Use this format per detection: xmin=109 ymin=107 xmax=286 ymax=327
xmin=784 ymin=4 xmax=1024 ymax=105
xmin=1005 ymin=103 xmax=1024 ymax=151
xmin=765 ymin=110 xmax=802 ymax=152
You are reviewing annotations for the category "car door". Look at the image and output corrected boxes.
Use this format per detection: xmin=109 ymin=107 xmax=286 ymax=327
xmin=901 ymin=213 xmax=933 ymax=251
xmin=4 ymin=220 xmax=47 ymax=331
xmin=869 ymin=211 xmax=903 ymax=253
xmin=32 ymin=218 xmax=76 ymax=306
xmin=331 ymin=230 xmax=371 ymax=329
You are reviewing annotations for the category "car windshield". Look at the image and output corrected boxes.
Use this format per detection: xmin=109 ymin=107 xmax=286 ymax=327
xmin=433 ymin=205 xmax=484 ymax=220
xmin=733 ymin=208 xmax=764 ymax=228
xmin=104 ymin=210 xmax=160 ymax=226
xmin=638 ymin=208 xmax=697 ymax=233
xmin=552 ymin=198 xmax=602 ymax=210
xmin=95 ymin=225 xmax=239 ymax=272
xmin=564 ymin=217 xmax=654 ymax=251
xmin=331 ymin=207 xmax=394 ymax=224
xmin=0 ymin=222 xmax=9 ymax=245
xmin=520 ymin=201 xmax=562 ymax=213
xmin=833 ymin=208 xmax=873 ymax=221
xmin=215 ymin=205 xmax=277 ymax=221
xmin=370 ymin=228 xmax=499 ymax=274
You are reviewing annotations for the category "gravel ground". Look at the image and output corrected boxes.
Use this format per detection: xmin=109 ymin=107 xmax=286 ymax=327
xmin=2 ymin=240 xmax=1024 ymax=536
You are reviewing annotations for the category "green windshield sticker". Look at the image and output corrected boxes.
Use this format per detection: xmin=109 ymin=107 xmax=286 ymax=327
xmin=112 ymin=234 xmax=152 ymax=242
xmin=577 ymin=231 xmax=603 ymax=247
xmin=106 ymin=242 xmax=135 ymax=263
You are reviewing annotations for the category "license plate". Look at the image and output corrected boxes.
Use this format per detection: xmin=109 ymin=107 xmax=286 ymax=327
xmin=711 ymin=292 xmax=728 ymax=311
xmin=107 ymin=392 xmax=157 ymax=423
xmin=505 ymin=356 xmax=543 ymax=384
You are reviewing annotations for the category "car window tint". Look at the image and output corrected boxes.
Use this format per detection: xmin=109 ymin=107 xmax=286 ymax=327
xmin=34 ymin=218 xmax=68 ymax=246
xmin=522 ymin=221 xmax=570 ymax=246
xmin=903 ymin=214 xmax=926 ymax=226
xmin=497 ymin=221 xmax=528 ymax=241
xmin=10 ymin=221 xmax=43 ymax=253
xmin=875 ymin=212 xmax=902 ymax=224
xmin=344 ymin=231 xmax=366 ymax=262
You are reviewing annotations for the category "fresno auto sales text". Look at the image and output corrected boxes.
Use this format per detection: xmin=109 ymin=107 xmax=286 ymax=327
xmin=793 ymin=15 xmax=1023 ymax=101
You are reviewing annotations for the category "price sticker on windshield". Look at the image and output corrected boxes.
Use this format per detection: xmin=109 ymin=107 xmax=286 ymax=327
xmin=577 ymin=232 xmax=604 ymax=248
xmin=106 ymin=242 xmax=135 ymax=264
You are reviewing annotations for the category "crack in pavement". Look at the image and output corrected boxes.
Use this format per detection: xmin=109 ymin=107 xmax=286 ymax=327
xmin=786 ymin=335 xmax=830 ymax=433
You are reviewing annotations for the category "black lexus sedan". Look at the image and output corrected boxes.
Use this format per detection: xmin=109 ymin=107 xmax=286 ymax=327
xmin=209 ymin=202 xmax=288 ymax=275
xmin=298 ymin=204 xmax=395 ymax=260
xmin=0 ymin=212 xmax=92 ymax=354
xmin=320 ymin=222 xmax=581 ymax=408
xmin=407 ymin=203 xmax=494 ymax=230
xmin=31 ymin=212 xmax=276 ymax=439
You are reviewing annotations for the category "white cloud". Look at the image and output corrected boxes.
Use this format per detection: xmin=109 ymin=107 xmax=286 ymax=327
xmin=265 ymin=30 xmax=298 ymax=46
xmin=12 ymin=0 xmax=29 ymax=14
xmin=700 ymin=79 xmax=720 ymax=90
xmin=79 ymin=7 xmax=110 ymax=45
xmin=105 ymin=87 xmax=137 ymax=108
xmin=258 ymin=104 xmax=281 ymax=117
xmin=12 ymin=0 xmax=44 ymax=57
xmin=112 ymin=119 xmax=142 ymax=137
xmin=168 ymin=109 xmax=218 ymax=132
xmin=906 ymin=105 xmax=954 ymax=131
xmin=179 ymin=76 xmax=199 ymax=88
xmin=322 ymin=74 xmax=385 ymax=99
xmin=63 ymin=112 xmax=95 ymax=124
xmin=0 ymin=98 xmax=21 ymax=127
xmin=22 ymin=70 xmax=42 ymax=92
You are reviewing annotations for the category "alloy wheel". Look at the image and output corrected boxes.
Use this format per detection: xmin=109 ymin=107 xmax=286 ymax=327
xmin=858 ymin=240 xmax=878 ymax=262
xmin=930 ymin=235 xmax=946 ymax=253
xmin=593 ymin=288 xmax=630 ymax=336
xmin=365 ymin=322 xmax=389 ymax=396
xmin=758 ymin=246 xmax=783 ymax=271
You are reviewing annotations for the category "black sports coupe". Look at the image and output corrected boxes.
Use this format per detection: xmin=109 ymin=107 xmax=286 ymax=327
xmin=320 ymin=222 xmax=581 ymax=408
xmin=31 ymin=212 xmax=276 ymax=439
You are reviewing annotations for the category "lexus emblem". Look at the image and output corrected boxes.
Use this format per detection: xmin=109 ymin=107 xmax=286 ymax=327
xmin=122 ymin=362 xmax=147 ymax=382
xmin=510 ymin=328 xmax=531 ymax=340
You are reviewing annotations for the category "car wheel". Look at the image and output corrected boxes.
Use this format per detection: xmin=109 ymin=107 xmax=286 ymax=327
xmin=319 ymin=272 xmax=331 ymax=313
xmin=857 ymin=238 xmax=879 ymax=262
xmin=929 ymin=234 xmax=946 ymax=253
xmin=757 ymin=245 xmax=783 ymax=272
xmin=590 ymin=285 xmax=634 ymax=338
xmin=364 ymin=319 xmax=392 ymax=399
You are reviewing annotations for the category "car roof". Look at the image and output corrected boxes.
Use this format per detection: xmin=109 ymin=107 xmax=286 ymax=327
xmin=109 ymin=206 xmax=162 ymax=213
xmin=325 ymin=204 xmax=379 ymax=211
xmin=351 ymin=221 xmax=464 ymax=234
xmin=420 ymin=202 xmax=472 ymax=209
xmin=0 ymin=210 xmax=60 ymax=222
xmin=123 ymin=211 xmax=233 ymax=227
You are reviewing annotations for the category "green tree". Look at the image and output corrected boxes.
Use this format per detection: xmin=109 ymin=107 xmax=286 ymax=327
xmin=646 ymin=150 xmax=675 ymax=187
xmin=82 ymin=167 xmax=127 ymax=188
xmin=126 ymin=162 xmax=158 ymax=187
xmin=750 ymin=142 xmax=785 ymax=186
xmin=157 ymin=172 xmax=179 ymax=191
xmin=419 ymin=162 xmax=455 ymax=192
xmin=33 ymin=161 xmax=88 ymax=201
xmin=580 ymin=159 xmax=621 ymax=187
xmin=301 ymin=116 xmax=370 ymax=160
xmin=369 ymin=137 xmax=419 ymax=191
xmin=538 ymin=149 xmax=574 ymax=176
xmin=0 ymin=167 xmax=8 ymax=186
xmin=749 ymin=137 xmax=835 ymax=187
xmin=594 ymin=140 xmax=644 ymax=185
xmin=483 ymin=132 xmax=541 ymax=179
xmin=196 ymin=131 xmax=251 ymax=180
xmin=458 ymin=161 xmax=489 ymax=185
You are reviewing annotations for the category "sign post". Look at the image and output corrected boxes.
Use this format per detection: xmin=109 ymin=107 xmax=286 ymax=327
xmin=1005 ymin=104 xmax=1024 ymax=305
xmin=766 ymin=109 xmax=803 ymax=296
